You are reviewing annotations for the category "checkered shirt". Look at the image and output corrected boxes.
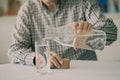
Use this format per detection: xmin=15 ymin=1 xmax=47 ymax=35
xmin=8 ymin=0 xmax=117 ymax=66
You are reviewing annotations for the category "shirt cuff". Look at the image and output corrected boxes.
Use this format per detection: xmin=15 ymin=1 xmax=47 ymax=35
xmin=25 ymin=52 xmax=35 ymax=66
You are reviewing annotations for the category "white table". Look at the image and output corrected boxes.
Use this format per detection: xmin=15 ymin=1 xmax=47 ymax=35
xmin=0 ymin=60 xmax=120 ymax=80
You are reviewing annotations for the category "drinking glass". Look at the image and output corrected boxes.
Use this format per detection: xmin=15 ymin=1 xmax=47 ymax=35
xmin=35 ymin=40 xmax=51 ymax=74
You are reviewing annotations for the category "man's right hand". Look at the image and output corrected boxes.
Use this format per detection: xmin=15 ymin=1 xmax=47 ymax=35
xmin=72 ymin=21 xmax=93 ymax=50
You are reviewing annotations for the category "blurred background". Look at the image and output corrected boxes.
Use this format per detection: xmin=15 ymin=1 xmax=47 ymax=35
xmin=0 ymin=0 xmax=120 ymax=64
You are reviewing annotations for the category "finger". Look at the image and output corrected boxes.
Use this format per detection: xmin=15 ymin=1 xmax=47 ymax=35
xmin=50 ymin=52 xmax=63 ymax=64
xmin=37 ymin=58 xmax=45 ymax=68
xmin=36 ymin=55 xmax=46 ymax=68
xmin=83 ymin=22 xmax=89 ymax=33
xmin=72 ymin=22 xmax=79 ymax=35
xmin=36 ymin=55 xmax=43 ymax=66
xmin=73 ymin=43 xmax=78 ymax=51
xmin=73 ymin=37 xmax=79 ymax=51
xmin=72 ymin=22 xmax=79 ymax=30
xmin=87 ymin=23 xmax=93 ymax=33
xmin=50 ymin=56 xmax=61 ymax=68
xmin=78 ymin=21 xmax=84 ymax=34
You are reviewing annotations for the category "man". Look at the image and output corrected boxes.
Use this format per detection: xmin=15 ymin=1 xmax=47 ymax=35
xmin=8 ymin=0 xmax=117 ymax=68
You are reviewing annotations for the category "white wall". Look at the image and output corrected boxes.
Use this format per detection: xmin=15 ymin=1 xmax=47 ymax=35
xmin=0 ymin=14 xmax=120 ymax=64
xmin=0 ymin=16 xmax=16 ymax=64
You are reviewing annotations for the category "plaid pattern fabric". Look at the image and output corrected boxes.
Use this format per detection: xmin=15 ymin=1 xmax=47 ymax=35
xmin=8 ymin=0 xmax=117 ymax=66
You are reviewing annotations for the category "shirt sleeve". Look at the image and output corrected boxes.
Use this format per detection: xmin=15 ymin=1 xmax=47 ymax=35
xmin=8 ymin=1 xmax=35 ymax=66
xmin=84 ymin=1 xmax=118 ymax=46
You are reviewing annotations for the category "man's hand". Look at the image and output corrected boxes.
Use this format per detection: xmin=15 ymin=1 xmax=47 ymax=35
xmin=36 ymin=52 xmax=63 ymax=69
xmin=72 ymin=21 xmax=93 ymax=35
xmin=72 ymin=21 xmax=93 ymax=50
xmin=36 ymin=54 xmax=46 ymax=69
xmin=50 ymin=52 xmax=63 ymax=68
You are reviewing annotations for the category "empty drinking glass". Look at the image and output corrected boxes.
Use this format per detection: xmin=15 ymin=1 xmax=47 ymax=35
xmin=35 ymin=40 xmax=51 ymax=74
